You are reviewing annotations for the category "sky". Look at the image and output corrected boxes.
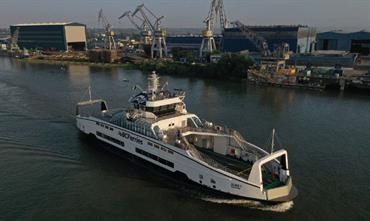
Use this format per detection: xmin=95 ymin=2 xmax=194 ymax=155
xmin=0 ymin=0 xmax=369 ymax=30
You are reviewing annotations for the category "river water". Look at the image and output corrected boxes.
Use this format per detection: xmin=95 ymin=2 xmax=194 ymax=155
xmin=0 ymin=57 xmax=369 ymax=220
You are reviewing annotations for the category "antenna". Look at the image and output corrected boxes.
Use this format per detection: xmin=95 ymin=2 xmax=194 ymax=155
xmin=88 ymin=85 xmax=92 ymax=101
xmin=271 ymin=128 xmax=275 ymax=153
xmin=161 ymin=81 xmax=168 ymax=91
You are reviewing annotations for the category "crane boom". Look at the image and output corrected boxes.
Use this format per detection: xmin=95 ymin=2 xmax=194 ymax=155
xmin=119 ymin=9 xmax=153 ymax=45
xmin=119 ymin=11 xmax=142 ymax=31
xmin=231 ymin=20 xmax=271 ymax=56
xmin=121 ymin=4 xmax=167 ymax=58
xmin=98 ymin=9 xmax=116 ymax=50
xmin=132 ymin=4 xmax=155 ymax=32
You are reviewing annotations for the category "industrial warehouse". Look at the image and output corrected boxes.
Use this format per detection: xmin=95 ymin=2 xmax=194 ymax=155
xmin=9 ymin=22 xmax=87 ymax=51
xmin=166 ymin=25 xmax=317 ymax=54
xmin=316 ymin=30 xmax=370 ymax=55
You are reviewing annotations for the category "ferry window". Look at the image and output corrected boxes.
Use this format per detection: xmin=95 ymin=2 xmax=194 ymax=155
xmin=154 ymin=144 xmax=159 ymax=149
xmin=135 ymin=148 xmax=174 ymax=168
xmin=211 ymin=179 xmax=216 ymax=184
xmin=166 ymin=161 xmax=174 ymax=168
xmin=161 ymin=147 xmax=167 ymax=152
xmin=96 ymin=131 xmax=125 ymax=147
xmin=148 ymin=142 xmax=153 ymax=146
xmin=110 ymin=128 xmax=113 ymax=131
xmin=136 ymin=148 xmax=143 ymax=155
xmin=167 ymin=149 xmax=174 ymax=154
xmin=158 ymin=158 xmax=166 ymax=164
xmin=199 ymin=174 xmax=203 ymax=179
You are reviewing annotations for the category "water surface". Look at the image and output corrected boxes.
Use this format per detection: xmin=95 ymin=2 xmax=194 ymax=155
xmin=0 ymin=58 xmax=369 ymax=220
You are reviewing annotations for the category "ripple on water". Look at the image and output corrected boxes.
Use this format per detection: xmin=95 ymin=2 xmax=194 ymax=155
xmin=0 ymin=137 xmax=83 ymax=169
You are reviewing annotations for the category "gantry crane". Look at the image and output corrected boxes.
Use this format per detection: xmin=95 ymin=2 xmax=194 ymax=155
xmin=98 ymin=9 xmax=116 ymax=50
xmin=200 ymin=0 xmax=228 ymax=58
xmin=150 ymin=15 xmax=167 ymax=59
xmin=132 ymin=4 xmax=167 ymax=59
xmin=119 ymin=10 xmax=153 ymax=45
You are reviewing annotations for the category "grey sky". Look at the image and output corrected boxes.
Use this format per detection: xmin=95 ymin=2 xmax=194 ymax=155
xmin=0 ymin=0 xmax=369 ymax=30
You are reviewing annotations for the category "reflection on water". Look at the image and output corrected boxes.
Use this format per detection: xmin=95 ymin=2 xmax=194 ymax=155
xmin=68 ymin=64 xmax=91 ymax=88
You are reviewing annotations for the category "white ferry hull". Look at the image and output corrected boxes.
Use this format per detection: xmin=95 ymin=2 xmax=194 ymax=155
xmin=76 ymin=116 xmax=297 ymax=202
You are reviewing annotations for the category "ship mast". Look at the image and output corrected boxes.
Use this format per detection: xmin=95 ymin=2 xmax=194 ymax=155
xmin=271 ymin=128 xmax=275 ymax=153
xmin=88 ymin=86 xmax=92 ymax=102
xmin=147 ymin=71 xmax=160 ymax=100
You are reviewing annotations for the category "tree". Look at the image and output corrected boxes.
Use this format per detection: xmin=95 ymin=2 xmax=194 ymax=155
xmin=212 ymin=53 xmax=254 ymax=79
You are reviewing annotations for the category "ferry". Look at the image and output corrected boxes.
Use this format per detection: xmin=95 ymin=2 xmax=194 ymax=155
xmin=76 ymin=71 xmax=298 ymax=202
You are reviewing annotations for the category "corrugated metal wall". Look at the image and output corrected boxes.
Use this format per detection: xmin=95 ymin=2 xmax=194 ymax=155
xmin=317 ymin=31 xmax=370 ymax=53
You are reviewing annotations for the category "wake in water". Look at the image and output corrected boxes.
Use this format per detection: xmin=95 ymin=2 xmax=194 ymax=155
xmin=168 ymin=178 xmax=294 ymax=213
xmin=201 ymin=197 xmax=294 ymax=212
xmin=0 ymin=137 xmax=84 ymax=167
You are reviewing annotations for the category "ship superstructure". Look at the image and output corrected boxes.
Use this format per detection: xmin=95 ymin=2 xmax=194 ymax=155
xmin=76 ymin=71 xmax=297 ymax=202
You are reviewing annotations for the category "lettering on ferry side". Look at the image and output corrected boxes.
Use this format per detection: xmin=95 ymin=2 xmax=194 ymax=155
xmin=231 ymin=183 xmax=241 ymax=189
xmin=118 ymin=131 xmax=143 ymax=145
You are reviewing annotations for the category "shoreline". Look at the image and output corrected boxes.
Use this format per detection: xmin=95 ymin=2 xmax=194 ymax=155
xmin=17 ymin=57 xmax=139 ymax=69
xmin=15 ymin=55 xmax=253 ymax=82
xmin=12 ymin=57 xmax=370 ymax=94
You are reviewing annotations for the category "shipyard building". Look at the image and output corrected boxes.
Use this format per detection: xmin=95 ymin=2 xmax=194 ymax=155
xmin=166 ymin=25 xmax=316 ymax=54
xmin=10 ymin=22 xmax=87 ymax=51
xmin=223 ymin=25 xmax=316 ymax=53
xmin=316 ymin=30 xmax=370 ymax=55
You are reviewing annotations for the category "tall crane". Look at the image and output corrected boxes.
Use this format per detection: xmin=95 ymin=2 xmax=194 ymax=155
xmin=119 ymin=10 xmax=152 ymax=45
xmin=98 ymin=9 xmax=116 ymax=50
xmin=200 ymin=0 xmax=228 ymax=58
xmin=132 ymin=4 xmax=167 ymax=58
xmin=151 ymin=15 xmax=167 ymax=59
